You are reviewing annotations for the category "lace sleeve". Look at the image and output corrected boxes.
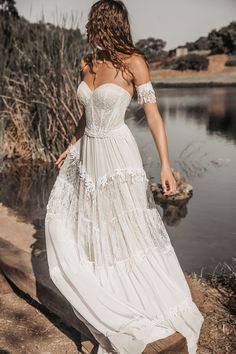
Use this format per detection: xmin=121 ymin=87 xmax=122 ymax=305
xmin=135 ymin=81 xmax=157 ymax=104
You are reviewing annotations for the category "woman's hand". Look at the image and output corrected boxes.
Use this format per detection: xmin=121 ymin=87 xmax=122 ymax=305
xmin=55 ymin=146 xmax=70 ymax=169
xmin=160 ymin=164 xmax=177 ymax=196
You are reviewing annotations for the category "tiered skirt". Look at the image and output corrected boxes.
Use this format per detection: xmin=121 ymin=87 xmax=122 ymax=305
xmin=45 ymin=123 xmax=204 ymax=354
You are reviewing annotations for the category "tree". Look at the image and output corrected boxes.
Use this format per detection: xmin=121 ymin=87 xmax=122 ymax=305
xmin=163 ymin=54 xmax=209 ymax=71
xmin=208 ymin=22 xmax=236 ymax=54
xmin=182 ymin=21 xmax=236 ymax=55
xmin=0 ymin=0 xmax=19 ymax=18
xmin=0 ymin=0 xmax=19 ymax=71
xmin=185 ymin=36 xmax=210 ymax=51
xmin=135 ymin=37 xmax=166 ymax=62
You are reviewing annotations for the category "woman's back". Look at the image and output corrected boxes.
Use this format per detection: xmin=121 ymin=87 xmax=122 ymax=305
xmin=77 ymin=53 xmax=156 ymax=136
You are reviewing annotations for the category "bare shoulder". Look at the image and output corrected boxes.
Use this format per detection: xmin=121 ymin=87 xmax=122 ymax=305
xmin=127 ymin=53 xmax=147 ymax=67
xmin=126 ymin=53 xmax=150 ymax=85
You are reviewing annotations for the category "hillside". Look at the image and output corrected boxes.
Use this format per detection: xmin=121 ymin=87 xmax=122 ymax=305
xmin=148 ymin=21 xmax=236 ymax=85
xmin=150 ymin=54 xmax=236 ymax=85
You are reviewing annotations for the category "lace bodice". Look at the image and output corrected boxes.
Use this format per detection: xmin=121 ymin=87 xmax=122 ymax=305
xmin=77 ymin=80 xmax=156 ymax=137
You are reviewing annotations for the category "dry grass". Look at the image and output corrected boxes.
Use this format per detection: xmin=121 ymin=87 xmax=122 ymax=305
xmin=190 ymin=260 xmax=236 ymax=354
xmin=0 ymin=14 xmax=86 ymax=162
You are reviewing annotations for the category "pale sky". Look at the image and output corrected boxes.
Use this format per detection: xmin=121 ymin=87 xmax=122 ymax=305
xmin=16 ymin=0 xmax=236 ymax=50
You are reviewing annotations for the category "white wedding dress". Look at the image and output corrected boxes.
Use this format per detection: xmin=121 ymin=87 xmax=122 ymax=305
xmin=45 ymin=80 xmax=204 ymax=354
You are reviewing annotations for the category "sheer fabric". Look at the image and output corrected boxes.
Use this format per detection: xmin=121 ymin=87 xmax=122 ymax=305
xmin=135 ymin=81 xmax=157 ymax=104
xmin=45 ymin=80 xmax=204 ymax=354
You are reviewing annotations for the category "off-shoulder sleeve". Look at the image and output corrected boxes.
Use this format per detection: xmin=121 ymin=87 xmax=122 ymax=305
xmin=135 ymin=81 xmax=157 ymax=104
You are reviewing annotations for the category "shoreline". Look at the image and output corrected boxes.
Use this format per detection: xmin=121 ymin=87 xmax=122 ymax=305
xmin=151 ymin=73 xmax=236 ymax=88
xmin=152 ymin=81 xmax=236 ymax=88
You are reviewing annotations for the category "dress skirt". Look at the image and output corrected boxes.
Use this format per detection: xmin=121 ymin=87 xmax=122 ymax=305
xmin=45 ymin=123 xmax=204 ymax=354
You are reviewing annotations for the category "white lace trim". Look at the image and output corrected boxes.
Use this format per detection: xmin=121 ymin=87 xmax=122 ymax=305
xmin=46 ymin=203 xmax=174 ymax=265
xmin=136 ymin=81 xmax=157 ymax=104
xmin=168 ymin=296 xmax=193 ymax=318
xmin=68 ymin=146 xmax=149 ymax=198
xmin=79 ymin=246 xmax=174 ymax=275
xmin=49 ymin=242 xmax=175 ymax=280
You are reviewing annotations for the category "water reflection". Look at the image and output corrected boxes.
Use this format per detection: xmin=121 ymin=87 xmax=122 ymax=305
xmin=0 ymin=162 xmax=57 ymax=228
xmin=159 ymin=199 xmax=190 ymax=227
xmin=152 ymin=187 xmax=191 ymax=227
xmin=130 ymin=87 xmax=236 ymax=143
xmin=159 ymin=87 xmax=236 ymax=143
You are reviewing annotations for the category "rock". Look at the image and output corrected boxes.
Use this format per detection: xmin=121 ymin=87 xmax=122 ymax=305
xmin=143 ymin=332 xmax=188 ymax=354
xmin=150 ymin=169 xmax=193 ymax=202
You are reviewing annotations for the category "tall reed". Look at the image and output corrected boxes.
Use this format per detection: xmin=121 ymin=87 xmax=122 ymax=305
xmin=0 ymin=10 xmax=87 ymax=162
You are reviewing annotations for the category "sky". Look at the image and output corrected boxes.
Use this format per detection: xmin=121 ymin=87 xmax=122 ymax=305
xmin=15 ymin=0 xmax=236 ymax=50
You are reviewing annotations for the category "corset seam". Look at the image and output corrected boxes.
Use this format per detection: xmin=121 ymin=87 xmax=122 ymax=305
xmin=84 ymin=122 xmax=127 ymax=138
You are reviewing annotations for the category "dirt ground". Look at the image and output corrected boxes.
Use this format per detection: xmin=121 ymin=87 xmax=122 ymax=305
xmin=188 ymin=273 xmax=236 ymax=354
xmin=0 ymin=272 xmax=92 ymax=354
xmin=1 ymin=270 xmax=235 ymax=354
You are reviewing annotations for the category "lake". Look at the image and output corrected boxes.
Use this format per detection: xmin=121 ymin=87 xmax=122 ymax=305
xmin=127 ymin=86 xmax=236 ymax=275
xmin=0 ymin=87 xmax=235 ymax=275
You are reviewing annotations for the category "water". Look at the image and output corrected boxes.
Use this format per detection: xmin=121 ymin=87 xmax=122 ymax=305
xmin=1 ymin=87 xmax=235 ymax=274
xmin=126 ymin=87 xmax=236 ymax=274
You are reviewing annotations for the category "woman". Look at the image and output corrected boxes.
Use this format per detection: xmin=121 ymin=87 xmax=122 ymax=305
xmin=45 ymin=1 xmax=204 ymax=353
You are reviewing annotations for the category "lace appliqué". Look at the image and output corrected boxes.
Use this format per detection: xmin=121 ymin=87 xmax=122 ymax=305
xmin=68 ymin=145 xmax=149 ymax=198
xmin=136 ymin=81 xmax=157 ymax=104
xmin=168 ymin=296 xmax=193 ymax=318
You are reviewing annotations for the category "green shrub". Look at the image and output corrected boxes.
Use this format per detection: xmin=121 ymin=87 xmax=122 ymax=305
xmin=165 ymin=54 xmax=209 ymax=71
xmin=225 ymin=58 xmax=236 ymax=67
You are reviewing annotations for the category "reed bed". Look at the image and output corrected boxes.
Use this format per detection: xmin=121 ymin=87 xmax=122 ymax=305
xmin=0 ymin=12 xmax=86 ymax=162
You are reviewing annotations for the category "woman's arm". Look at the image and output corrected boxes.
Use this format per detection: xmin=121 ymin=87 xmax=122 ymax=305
xmin=69 ymin=111 xmax=86 ymax=145
xmin=55 ymin=58 xmax=86 ymax=168
xmin=129 ymin=55 xmax=176 ymax=195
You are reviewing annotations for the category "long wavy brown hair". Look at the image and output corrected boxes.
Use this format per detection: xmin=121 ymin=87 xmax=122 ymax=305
xmin=83 ymin=0 xmax=148 ymax=86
